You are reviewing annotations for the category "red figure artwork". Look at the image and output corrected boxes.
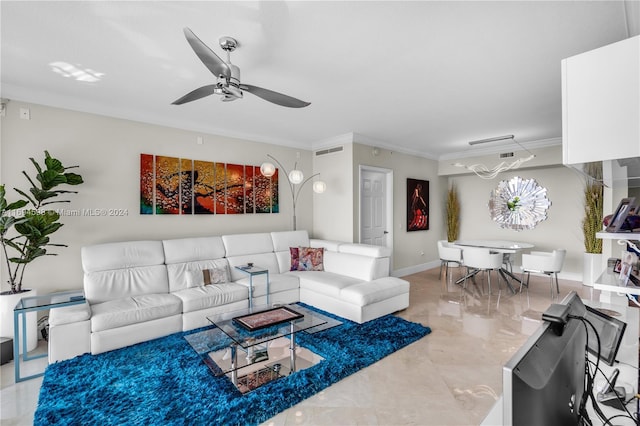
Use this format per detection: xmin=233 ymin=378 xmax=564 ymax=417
xmin=407 ymin=178 xmax=429 ymax=231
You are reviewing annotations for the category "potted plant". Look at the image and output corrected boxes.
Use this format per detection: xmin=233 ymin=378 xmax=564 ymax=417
xmin=581 ymin=162 xmax=603 ymax=286
xmin=0 ymin=151 xmax=83 ymax=352
xmin=446 ymin=184 xmax=460 ymax=242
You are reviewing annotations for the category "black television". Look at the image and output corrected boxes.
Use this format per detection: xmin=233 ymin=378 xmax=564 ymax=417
xmin=503 ymin=291 xmax=588 ymax=426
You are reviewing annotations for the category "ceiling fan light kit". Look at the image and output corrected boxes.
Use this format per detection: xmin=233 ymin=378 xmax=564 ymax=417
xmin=172 ymin=28 xmax=310 ymax=108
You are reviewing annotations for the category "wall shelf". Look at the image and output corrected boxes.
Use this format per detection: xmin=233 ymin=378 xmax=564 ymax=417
xmin=596 ymin=231 xmax=640 ymax=240
xmin=593 ymin=269 xmax=640 ymax=296
xmin=594 ymin=232 xmax=640 ymax=298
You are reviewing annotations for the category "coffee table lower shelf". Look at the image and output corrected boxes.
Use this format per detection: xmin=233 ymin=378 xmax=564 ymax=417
xmin=188 ymin=332 xmax=323 ymax=393
xmin=185 ymin=303 xmax=341 ymax=393
xmin=214 ymin=338 xmax=322 ymax=393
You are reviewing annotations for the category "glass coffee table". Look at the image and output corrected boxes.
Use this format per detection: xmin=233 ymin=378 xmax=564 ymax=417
xmin=185 ymin=303 xmax=341 ymax=393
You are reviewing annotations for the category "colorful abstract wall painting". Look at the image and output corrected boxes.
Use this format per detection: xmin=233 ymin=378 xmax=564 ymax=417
xmin=155 ymin=156 xmax=180 ymax=215
xmin=180 ymin=158 xmax=193 ymax=215
xmin=140 ymin=154 xmax=154 ymax=214
xmin=254 ymin=167 xmax=276 ymax=214
xmin=193 ymin=160 xmax=215 ymax=214
xmin=140 ymin=154 xmax=278 ymax=216
xmin=225 ymin=163 xmax=245 ymax=215
xmin=244 ymin=166 xmax=255 ymax=214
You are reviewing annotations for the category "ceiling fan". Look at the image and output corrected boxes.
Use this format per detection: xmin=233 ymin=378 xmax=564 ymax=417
xmin=172 ymin=28 xmax=310 ymax=108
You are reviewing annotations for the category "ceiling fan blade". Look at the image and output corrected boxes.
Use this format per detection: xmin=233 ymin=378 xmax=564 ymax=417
xmin=241 ymin=84 xmax=310 ymax=108
xmin=171 ymin=84 xmax=218 ymax=105
xmin=183 ymin=27 xmax=231 ymax=79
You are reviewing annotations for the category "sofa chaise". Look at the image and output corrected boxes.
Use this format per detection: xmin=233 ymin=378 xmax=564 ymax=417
xmin=48 ymin=230 xmax=410 ymax=362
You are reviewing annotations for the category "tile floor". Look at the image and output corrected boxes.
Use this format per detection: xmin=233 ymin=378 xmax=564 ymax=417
xmin=0 ymin=267 xmax=619 ymax=425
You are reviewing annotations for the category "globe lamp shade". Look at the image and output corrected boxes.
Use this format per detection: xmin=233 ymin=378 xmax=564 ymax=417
xmin=313 ymin=181 xmax=327 ymax=193
xmin=288 ymin=169 xmax=304 ymax=184
xmin=260 ymin=162 xmax=276 ymax=177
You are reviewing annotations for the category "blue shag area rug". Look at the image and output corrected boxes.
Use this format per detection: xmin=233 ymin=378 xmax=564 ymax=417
xmin=34 ymin=306 xmax=430 ymax=425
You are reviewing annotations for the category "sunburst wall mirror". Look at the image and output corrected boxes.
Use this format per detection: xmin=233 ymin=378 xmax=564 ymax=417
xmin=488 ymin=176 xmax=551 ymax=231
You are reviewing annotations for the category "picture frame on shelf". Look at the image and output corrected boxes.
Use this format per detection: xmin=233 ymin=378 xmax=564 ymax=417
xmin=618 ymin=251 xmax=638 ymax=285
xmin=613 ymin=258 xmax=622 ymax=273
xmin=606 ymin=197 xmax=636 ymax=233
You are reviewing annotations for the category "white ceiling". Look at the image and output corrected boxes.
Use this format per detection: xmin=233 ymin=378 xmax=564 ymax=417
xmin=2 ymin=1 xmax=638 ymax=159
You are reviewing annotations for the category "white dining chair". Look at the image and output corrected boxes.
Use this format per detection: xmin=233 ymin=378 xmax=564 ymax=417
xmin=437 ymin=240 xmax=463 ymax=282
xmin=520 ymin=249 xmax=566 ymax=299
xmin=461 ymin=247 xmax=503 ymax=295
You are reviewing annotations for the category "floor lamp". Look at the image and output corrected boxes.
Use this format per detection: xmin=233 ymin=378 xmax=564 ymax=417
xmin=260 ymin=154 xmax=326 ymax=230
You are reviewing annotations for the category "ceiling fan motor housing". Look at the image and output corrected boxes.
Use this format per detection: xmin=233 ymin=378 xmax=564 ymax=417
xmin=219 ymin=36 xmax=238 ymax=52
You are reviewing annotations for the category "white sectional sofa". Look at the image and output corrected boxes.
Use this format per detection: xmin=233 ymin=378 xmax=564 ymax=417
xmin=48 ymin=230 xmax=410 ymax=362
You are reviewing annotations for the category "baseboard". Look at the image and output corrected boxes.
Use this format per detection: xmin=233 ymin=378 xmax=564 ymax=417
xmin=392 ymin=260 xmax=439 ymax=278
xmin=391 ymin=262 xmax=584 ymax=284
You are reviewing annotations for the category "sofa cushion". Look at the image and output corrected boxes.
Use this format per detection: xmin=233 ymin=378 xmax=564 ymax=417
xmin=82 ymin=240 xmax=165 ymax=272
xmin=271 ymin=230 xmax=310 ymax=252
xmin=90 ymin=294 xmax=182 ymax=332
xmin=322 ymin=251 xmax=378 ymax=281
xmin=310 ymin=239 xmax=343 ymax=252
xmin=84 ymin=265 xmax=169 ymax=305
xmin=339 ymin=277 xmax=410 ymax=307
xmin=163 ymin=237 xmax=226 ymax=264
xmin=222 ymin=233 xmax=274 ymax=257
xmin=338 ymin=243 xmax=391 ymax=258
xmin=273 ymin=231 xmax=311 ymax=273
xmin=82 ymin=240 xmax=169 ymax=304
xmin=49 ymin=303 xmax=91 ymax=326
xmin=167 ymin=259 xmax=230 ymax=292
xmin=226 ymin=253 xmax=280 ymax=281
xmin=172 ymin=283 xmax=248 ymax=313
xmin=186 ymin=267 xmax=229 ymax=287
xmin=291 ymin=271 xmax=362 ymax=298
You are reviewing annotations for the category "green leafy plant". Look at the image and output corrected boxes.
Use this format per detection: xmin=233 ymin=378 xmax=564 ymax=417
xmin=0 ymin=151 xmax=83 ymax=294
xmin=582 ymin=162 xmax=603 ymax=254
xmin=446 ymin=184 xmax=460 ymax=243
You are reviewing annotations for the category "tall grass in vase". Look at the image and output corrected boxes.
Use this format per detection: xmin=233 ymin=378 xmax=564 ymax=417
xmin=446 ymin=184 xmax=460 ymax=243
xmin=582 ymin=162 xmax=603 ymax=254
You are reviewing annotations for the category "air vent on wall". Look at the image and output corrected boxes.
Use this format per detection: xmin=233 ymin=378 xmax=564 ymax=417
xmin=315 ymin=146 xmax=344 ymax=156
xmin=500 ymin=152 xmax=514 ymax=158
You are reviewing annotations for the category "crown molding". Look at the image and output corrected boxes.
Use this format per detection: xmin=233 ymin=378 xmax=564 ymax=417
xmin=438 ymin=137 xmax=562 ymax=161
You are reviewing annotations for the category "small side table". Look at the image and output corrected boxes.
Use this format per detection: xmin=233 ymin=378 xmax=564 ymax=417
xmin=13 ymin=290 xmax=86 ymax=382
xmin=235 ymin=265 xmax=270 ymax=308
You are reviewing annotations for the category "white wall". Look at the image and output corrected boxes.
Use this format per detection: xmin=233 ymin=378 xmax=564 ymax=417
xmin=451 ymin=165 xmax=585 ymax=278
xmin=312 ymin=143 xmax=354 ymax=241
xmin=0 ymin=101 xmax=314 ymax=294
xmin=0 ymin=101 xmax=590 ymax=292
xmin=351 ymin=143 xmax=445 ymax=273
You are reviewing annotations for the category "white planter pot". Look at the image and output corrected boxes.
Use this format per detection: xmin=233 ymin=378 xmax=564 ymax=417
xmin=582 ymin=253 xmax=603 ymax=287
xmin=0 ymin=289 xmax=38 ymax=354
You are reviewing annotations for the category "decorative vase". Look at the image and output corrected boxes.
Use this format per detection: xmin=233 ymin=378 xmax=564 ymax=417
xmin=0 ymin=289 xmax=38 ymax=354
xmin=582 ymin=253 xmax=602 ymax=287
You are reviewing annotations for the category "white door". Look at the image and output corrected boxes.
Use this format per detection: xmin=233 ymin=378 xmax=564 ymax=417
xmin=360 ymin=168 xmax=391 ymax=248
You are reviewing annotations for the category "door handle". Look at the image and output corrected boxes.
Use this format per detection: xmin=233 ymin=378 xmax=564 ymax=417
xmin=383 ymin=231 xmax=389 ymax=234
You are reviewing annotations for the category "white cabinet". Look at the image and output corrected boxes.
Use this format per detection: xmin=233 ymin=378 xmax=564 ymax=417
xmin=562 ymin=36 xmax=640 ymax=165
